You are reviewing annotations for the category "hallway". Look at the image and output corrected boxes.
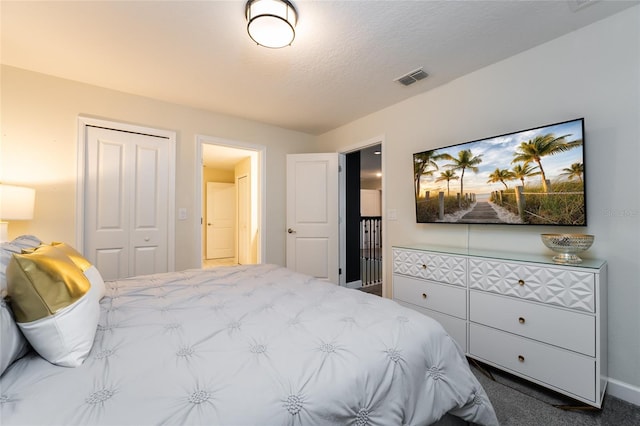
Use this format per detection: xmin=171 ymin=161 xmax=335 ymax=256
xmin=203 ymin=257 xmax=237 ymax=268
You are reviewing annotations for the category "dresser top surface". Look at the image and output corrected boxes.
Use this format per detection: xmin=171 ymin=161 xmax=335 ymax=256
xmin=393 ymin=244 xmax=606 ymax=270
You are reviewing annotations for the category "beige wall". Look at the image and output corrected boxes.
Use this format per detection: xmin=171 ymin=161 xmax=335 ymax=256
xmin=0 ymin=65 xmax=315 ymax=268
xmin=361 ymin=189 xmax=381 ymax=217
xmin=361 ymin=177 xmax=381 ymax=190
xmin=316 ymin=7 xmax=640 ymax=399
xmin=203 ymin=167 xmax=234 ymax=184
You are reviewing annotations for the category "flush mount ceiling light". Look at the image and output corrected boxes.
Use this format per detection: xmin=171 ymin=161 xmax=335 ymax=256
xmin=246 ymin=0 xmax=297 ymax=49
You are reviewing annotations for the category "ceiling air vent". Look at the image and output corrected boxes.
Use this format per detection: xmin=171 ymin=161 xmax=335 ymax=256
xmin=394 ymin=68 xmax=428 ymax=87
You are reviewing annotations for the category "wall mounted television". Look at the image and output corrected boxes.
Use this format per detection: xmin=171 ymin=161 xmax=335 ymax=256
xmin=413 ymin=118 xmax=586 ymax=225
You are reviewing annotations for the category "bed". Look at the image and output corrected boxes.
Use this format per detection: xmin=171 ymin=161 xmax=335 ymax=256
xmin=1 ymin=237 xmax=498 ymax=426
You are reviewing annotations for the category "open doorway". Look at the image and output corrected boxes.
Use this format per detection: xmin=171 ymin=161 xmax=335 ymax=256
xmin=196 ymin=136 xmax=265 ymax=269
xmin=344 ymin=143 xmax=382 ymax=296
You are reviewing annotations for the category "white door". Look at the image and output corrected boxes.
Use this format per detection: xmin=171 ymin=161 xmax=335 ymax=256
xmin=84 ymin=126 xmax=170 ymax=280
xmin=206 ymin=182 xmax=235 ymax=259
xmin=237 ymin=175 xmax=250 ymax=264
xmin=286 ymin=153 xmax=341 ymax=284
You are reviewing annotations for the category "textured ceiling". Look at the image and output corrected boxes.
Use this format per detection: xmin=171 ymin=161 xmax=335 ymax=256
xmin=1 ymin=0 xmax=638 ymax=135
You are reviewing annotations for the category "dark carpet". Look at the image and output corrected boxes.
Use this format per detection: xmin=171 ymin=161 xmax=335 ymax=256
xmin=469 ymin=360 xmax=640 ymax=425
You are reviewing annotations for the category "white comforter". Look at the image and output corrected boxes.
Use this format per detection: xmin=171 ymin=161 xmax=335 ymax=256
xmin=1 ymin=264 xmax=497 ymax=425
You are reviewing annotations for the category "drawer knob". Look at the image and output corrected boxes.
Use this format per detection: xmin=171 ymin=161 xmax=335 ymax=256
xmin=518 ymin=279 xmax=525 ymax=286
xmin=421 ymin=293 xmax=428 ymax=300
xmin=518 ymin=317 xmax=526 ymax=324
xmin=518 ymin=355 xmax=525 ymax=363
xmin=421 ymin=264 xmax=427 ymax=270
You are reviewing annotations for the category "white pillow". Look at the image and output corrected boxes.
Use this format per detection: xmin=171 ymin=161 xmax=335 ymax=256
xmin=1 ymin=235 xmax=42 ymax=293
xmin=6 ymin=244 xmax=99 ymax=367
xmin=16 ymin=285 xmax=100 ymax=367
xmin=0 ymin=298 xmax=30 ymax=376
xmin=84 ymin=265 xmax=106 ymax=300
xmin=0 ymin=235 xmax=41 ymax=375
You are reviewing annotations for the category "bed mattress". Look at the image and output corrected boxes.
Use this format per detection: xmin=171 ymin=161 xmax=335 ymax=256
xmin=1 ymin=264 xmax=497 ymax=425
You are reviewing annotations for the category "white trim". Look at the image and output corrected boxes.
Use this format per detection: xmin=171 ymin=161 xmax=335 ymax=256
xmin=338 ymin=134 xmax=387 ymax=296
xmin=195 ymin=134 xmax=266 ymax=267
xmin=76 ymin=115 xmax=176 ymax=271
xmin=607 ymin=377 xmax=640 ymax=406
xmin=339 ymin=135 xmax=385 ymax=155
xmin=338 ymin=153 xmax=346 ymax=286
xmin=345 ymin=280 xmax=362 ymax=289
xmin=235 ymin=174 xmax=248 ymax=264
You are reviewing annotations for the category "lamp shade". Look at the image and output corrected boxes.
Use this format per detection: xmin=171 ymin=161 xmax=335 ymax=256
xmin=0 ymin=184 xmax=35 ymax=220
xmin=246 ymin=0 xmax=297 ymax=48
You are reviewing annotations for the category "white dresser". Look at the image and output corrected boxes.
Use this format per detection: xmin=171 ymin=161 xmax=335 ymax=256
xmin=392 ymin=245 xmax=607 ymax=407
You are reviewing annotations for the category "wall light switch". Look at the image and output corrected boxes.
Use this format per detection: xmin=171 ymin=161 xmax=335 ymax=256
xmin=387 ymin=209 xmax=397 ymax=221
xmin=178 ymin=208 xmax=187 ymax=220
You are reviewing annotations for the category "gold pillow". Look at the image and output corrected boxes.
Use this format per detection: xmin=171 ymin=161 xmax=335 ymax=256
xmin=22 ymin=242 xmax=93 ymax=272
xmin=50 ymin=242 xmax=93 ymax=272
xmin=6 ymin=245 xmax=90 ymax=323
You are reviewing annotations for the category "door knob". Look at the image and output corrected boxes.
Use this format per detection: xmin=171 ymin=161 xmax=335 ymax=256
xmin=287 ymin=228 xmax=296 ymax=234
xmin=207 ymin=223 xmax=212 ymax=226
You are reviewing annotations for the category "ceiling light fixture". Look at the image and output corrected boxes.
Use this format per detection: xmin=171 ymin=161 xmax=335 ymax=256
xmin=246 ymin=0 xmax=297 ymax=49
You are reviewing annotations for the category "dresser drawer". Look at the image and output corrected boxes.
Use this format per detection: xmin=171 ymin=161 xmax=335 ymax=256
xmin=393 ymin=275 xmax=466 ymax=319
xmin=468 ymin=258 xmax=595 ymax=312
xmin=393 ymin=249 xmax=466 ymax=286
xmin=396 ymin=300 xmax=467 ymax=352
xmin=469 ymin=291 xmax=594 ymax=356
xmin=469 ymin=324 xmax=595 ymax=403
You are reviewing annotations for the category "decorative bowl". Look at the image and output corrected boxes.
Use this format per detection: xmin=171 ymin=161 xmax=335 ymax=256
xmin=540 ymin=234 xmax=594 ymax=264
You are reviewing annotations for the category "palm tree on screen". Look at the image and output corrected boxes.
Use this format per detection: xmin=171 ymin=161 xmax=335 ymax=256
xmin=435 ymin=170 xmax=459 ymax=196
xmin=512 ymin=163 xmax=540 ymax=189
xmin=512 ymin=134 xmax=582 ymax=193
xmin=414 ymin=151 xmax=450 ymax=199
xmin=487 ymin=168 xmax=516 ymax=190
xmin=445 ymin=149 xmax=483 ymax=203
xmin=560 ymin=162 xmax=584 ymax=183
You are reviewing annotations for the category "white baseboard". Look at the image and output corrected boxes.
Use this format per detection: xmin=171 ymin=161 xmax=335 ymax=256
xmin=345 ymin=280 xmax=362 ymax=289
xmin=607 ymin=377 xmax=640 ymax=406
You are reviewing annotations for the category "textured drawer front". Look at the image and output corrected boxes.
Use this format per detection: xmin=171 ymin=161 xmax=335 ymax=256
xmin=393 ymin=249 xmax=466 ymax=286
xmin=468 ymin=258 xmax=595 ymax=312
xmin=469 ymin=324 xmax=595 ymax=403
xmin=470 ymin=291 xmax=594 ymax=356
xmin=396 ymin=300 xmax=467 ymax=352
xmin=393 ymin=275 xmax=466 ymax=319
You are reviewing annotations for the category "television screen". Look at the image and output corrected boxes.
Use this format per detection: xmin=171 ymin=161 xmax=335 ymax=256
xmin=414 ymin=118 xmax=586 ymax=225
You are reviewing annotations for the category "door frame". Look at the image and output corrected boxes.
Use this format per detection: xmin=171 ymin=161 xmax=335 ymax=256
xmin=195 ymin=134 xmax=266 ymax=265
xmin=75 ymin=115 xmax=176 ymax=270
xmin=339 ymin=135 xmax=386 ymax=296
xmin=236 ymin=174 xmax=250 ymax=265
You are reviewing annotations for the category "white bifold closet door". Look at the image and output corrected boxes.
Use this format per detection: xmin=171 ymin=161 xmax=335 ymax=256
xmin=84 ymin=126 xmax=171 ymax=281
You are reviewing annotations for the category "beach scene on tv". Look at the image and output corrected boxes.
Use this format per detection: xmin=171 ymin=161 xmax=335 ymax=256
xmin=414 ymin=119 xmax=586 ymax=225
